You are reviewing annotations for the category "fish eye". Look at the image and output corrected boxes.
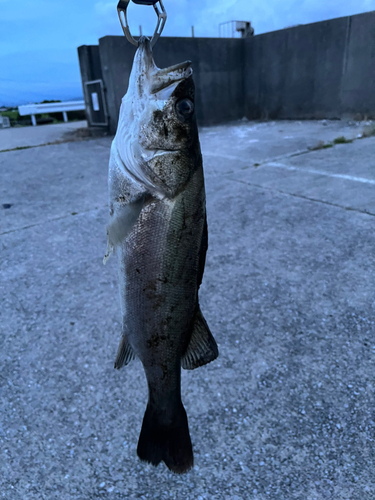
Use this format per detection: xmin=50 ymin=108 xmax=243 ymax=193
xmin=175 ymin=99 xmax=194 ymax=120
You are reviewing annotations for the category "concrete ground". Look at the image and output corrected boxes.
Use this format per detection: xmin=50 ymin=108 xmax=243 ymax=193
xmin=0 ymin=120 xmax=87 ymax=151
xmin=0 ymin=119 xmax=374 ymax=499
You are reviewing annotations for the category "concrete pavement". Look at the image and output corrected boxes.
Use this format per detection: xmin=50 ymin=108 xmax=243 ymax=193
xmin=0 ymin=120 xmax=374 ymax=499
xmin=0 ymin=120 xmax=87 ymax=151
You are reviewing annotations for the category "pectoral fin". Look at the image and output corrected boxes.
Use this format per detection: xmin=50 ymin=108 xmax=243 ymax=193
xmin=103 ymin=196 xmax=145 ymax=264
xmin=182 ymin=307 xmax=218 ymax=370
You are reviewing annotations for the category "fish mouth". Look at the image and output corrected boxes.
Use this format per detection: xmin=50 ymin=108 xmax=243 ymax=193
xmin=151 ymin=62 xmax=193 ymax=95
xmin=136 ymin=37 xmax=193 ymax=95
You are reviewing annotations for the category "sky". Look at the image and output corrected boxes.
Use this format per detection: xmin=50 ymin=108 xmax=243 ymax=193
xmin=1 ymin=0 xmax=375 ymax=106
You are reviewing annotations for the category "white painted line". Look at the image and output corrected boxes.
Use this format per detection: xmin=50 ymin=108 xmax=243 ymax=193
xmin=203 ymin=151 xmax=375 ymax=185
xmin=267 ymin=162 xmax=375 ymax=185
xmin=202 ymin=149 xmax=311 ymax=164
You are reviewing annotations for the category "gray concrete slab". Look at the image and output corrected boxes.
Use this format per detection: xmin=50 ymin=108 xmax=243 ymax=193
xmin=0 ymin=137 xmax=111 ymax=234
xmin=230 ymin=155 xmax=375 ymax=216
xmin=200 ymin=119 xmax=369 ymax=175
xmin=0 ymin=121 xmax=374 ymax=500
xmin=0 ymin=121 xmax=88 ymax=151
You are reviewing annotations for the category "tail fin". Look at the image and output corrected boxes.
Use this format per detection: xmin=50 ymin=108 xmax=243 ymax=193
xmin=137 ymin=401 xmax=193 ymax=474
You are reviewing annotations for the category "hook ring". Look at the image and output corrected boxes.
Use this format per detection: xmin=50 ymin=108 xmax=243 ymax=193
xmin=117 ymin=0 xmax=167 ymax=48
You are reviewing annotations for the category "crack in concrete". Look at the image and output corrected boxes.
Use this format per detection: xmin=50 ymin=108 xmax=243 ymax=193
xmin=203 ymin=148 xmax=311 ymax=167
xmin=0 ymin=134 xmax=106 ymax=154
xmin=0 ymin=139 xmax=77 ymax=154
xmin=0 ymin=206 xmax=107 ymax=236
xmin=228 ymin=178 xmax=375 ymax=218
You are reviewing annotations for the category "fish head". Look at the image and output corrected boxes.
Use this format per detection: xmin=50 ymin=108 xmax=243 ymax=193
xmin=116 ymin=37 xmax=201 ymax=198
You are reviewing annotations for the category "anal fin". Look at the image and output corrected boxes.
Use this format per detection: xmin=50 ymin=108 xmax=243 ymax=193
xmin=114 ymin=335 xmax=136 ymax=369
xmin=182 ymin=307 xmax=218 ymax=370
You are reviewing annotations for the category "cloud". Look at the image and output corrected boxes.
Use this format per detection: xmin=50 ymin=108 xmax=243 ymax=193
xmin=0 ymin=49 xmax=83 ymax=106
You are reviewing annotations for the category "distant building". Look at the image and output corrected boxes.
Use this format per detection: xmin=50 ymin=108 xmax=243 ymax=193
xmin=219 ymin=20 xmax=254 ymax=38
xmin=235 ymin=21 xmax=254 ymax=38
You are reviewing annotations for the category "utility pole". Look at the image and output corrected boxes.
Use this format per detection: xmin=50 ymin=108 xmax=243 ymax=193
xmin=191 ymin=26 xmax=195 ymax=38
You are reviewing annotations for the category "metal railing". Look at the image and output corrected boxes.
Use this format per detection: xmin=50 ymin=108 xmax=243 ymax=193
xmin=18 ymin=101 xmax=85 ymax=126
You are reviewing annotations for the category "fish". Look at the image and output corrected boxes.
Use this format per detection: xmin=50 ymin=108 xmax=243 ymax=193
xmin=104 ymin=36 xmax=218 ymax=474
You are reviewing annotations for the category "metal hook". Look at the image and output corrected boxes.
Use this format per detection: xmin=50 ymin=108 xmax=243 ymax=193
xmin=117 ymin=0 xmax=167 ymax=48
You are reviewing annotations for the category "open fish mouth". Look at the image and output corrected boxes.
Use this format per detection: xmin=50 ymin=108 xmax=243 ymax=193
xmin=133 ymin=37 xmax=193 ymax=97
xmin=151 ymin=63 xmax=193 ymax=95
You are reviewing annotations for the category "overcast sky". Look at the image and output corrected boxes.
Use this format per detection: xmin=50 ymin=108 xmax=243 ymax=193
xmin=1 ymin=0 xmax=374 ymax=106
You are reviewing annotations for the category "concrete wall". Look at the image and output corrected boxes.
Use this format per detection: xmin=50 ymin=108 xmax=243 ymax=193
xmin=98 ymin=36 xmax=244 ymax=134
xmin=244 ymin=11 xmax=375 ymax=120
xmin=78 ymin=11 xmax=375 ymax=131
xmin=339 ymin=11 xmax=375 ymax=117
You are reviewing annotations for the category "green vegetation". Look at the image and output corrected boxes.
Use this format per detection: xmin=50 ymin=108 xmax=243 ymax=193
xmin=310 ymin=140 xmax=333 ymax=150
xmin=333 ymin=136 xmax=352 ymax=144
xmin=1 ymin=108 xmax=18 ymax=121
xmin=0 ymin=145 xmax=33 ymax=153
xmin=310 ymin=138 xmax=348 ymax=151
xmin=0 ymin=100 xmax=85 ymax=127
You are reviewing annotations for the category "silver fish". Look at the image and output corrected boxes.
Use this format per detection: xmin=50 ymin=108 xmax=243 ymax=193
xmin=104 ymin=37 xmax=218 ymax=474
